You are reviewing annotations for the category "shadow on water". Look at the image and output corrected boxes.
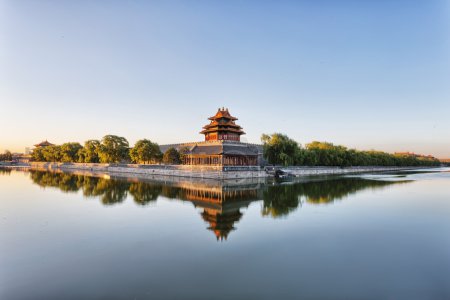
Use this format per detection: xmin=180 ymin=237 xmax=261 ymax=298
xmin=27 ymin=170 xmax=410 ymax=240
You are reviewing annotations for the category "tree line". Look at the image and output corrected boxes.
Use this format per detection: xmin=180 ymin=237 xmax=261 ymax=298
xmin=261 ymin=133 xmax=441 ymax=167
xmin=30 ymin=133 xmax=441 ymax=167
xmin=31 ymin=135 xmax=187 ymax=164
xmin=0 ymin=151 xmax=13 ymax=161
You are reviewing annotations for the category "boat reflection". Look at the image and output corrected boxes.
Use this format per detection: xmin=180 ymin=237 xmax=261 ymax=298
xmin=28 ymin=170 xmax=409 ymax=240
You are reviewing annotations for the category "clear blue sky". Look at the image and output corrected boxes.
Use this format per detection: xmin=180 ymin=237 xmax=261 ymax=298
xmin=1 ymin=0 xmax=449 ymax=157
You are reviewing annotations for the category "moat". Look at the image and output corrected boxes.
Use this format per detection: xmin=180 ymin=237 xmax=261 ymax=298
xmin=1 ymin=168 xmax=449 ymax=299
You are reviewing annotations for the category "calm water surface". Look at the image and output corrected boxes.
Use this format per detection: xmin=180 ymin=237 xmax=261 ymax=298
xmin=1 ymin=168 xmax=449 ymax=300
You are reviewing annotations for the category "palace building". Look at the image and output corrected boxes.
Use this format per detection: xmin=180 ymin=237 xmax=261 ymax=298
xmin=160 ymin=108 xmax=262 ymax=167
xmin=34 ymin=140 xmax=54 ymax=148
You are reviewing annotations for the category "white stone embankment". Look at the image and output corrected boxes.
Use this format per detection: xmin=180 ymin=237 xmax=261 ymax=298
xmin=282 ymin=166 xmax=417 ymax=176
xmin=23 ymin=162 xmax=425 ymax=179
xmin=28 ymin=162 xmax=265 ymax=179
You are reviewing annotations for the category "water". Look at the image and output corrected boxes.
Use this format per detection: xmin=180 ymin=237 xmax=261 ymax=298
xmin=1 ymin=168 xmax=449 ymax=300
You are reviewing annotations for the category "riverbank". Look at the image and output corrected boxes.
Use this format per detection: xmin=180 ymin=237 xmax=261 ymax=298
xmin=1 ymin=162 xmax=431 ymax=179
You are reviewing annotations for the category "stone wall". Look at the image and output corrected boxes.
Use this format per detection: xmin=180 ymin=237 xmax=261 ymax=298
xmin=28 ymin=162 xmax=267 ymax=179
xmin=282 ymin=166 xmax=417 ymax=176
xmin=26 ymin=162 xmax=427 ymax=180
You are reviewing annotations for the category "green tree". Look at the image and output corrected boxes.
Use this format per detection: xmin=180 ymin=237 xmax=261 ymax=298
xmin=0 ymin=150 xmax=12 ymax=161
xmin=31 ymin=148 xmax=45 ymax=162
xmin=97 ymin=135 xmax=130 ymax=163
xmin=78 ymin=140 xmax=101 ymax=163
xmin=6 ymin=150 xmax=12 ymax=161
xmin=129 ymin=139 xmax=162 ymax=164
xmin=163 ymin=147 xmax=181 ymax=164
xmin=42 ymin=145 xmax=62 ymax=162
xmin=60 ymin=142 xmax=83 ymax=162
xmin=261 ymin=133 xmax=299 ymax=166
xmin=261 ymin=133 xmax=440 ymax=167
xmin=306 ymin=141 xmax=348 ymax=166
xmin=178 ymin=146 xmax=190 ymax=164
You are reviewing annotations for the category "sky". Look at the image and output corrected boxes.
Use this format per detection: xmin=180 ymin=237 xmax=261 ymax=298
xmin=1 ymin=0 xmax=449 ymax=157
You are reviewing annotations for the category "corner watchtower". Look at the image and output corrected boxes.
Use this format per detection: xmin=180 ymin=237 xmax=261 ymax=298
xmin=200 ymin=108 xmax=245 ymax=142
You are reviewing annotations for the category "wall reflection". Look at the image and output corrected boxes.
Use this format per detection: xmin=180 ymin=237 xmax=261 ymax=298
xmin=28 ymin=170 xmax=409 ymax=240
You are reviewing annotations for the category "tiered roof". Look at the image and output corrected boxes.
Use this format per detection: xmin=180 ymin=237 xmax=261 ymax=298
xmin=200 ymin=108 xmax=245 ymax=138
xmin=34 ymin=140 xmax=54 ymax=147
xmin=201 ymin=209 xmax=243 ymax=241
xmin=187 ymin=142 xmax=258 ymax=156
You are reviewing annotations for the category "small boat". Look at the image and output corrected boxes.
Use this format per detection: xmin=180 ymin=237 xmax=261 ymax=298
xmin=275 ymin=169 xmax=294 ymax=179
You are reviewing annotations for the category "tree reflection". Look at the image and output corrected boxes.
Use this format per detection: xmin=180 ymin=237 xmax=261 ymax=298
xmin=28 ymin=170 xmax=409 ymax=220
xmin=95 ymin=179 xmax=130 ymax=205
xmin=262 ymin=184 xmax=300 ymax=218
xmin=78 ymin=176 xmax=103 ymax=197
xmin=161 ymin=185 xmax=183 ymax=200
xmin=299 ymin=178 xmax=404 ymax=204
xmin=0 ymin=168 xmax=12 ymax=175
xmin=29 ymin=171 xmax=130 ymax=205
xmin=26 ymin=170 xmax=413 ymax=240
xmin=129 ymin=182 xmax=162 ymax=205
xmin=262 ymin=178 xmax=409 ymax=218
xmin=31 ymin=171 xmax=81 ymax=193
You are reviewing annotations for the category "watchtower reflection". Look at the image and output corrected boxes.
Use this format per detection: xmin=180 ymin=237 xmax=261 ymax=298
xmin=177 ymin=180 xmax=262 ymax=240
xmin=27 ymin=170 xmax=410 ymax=241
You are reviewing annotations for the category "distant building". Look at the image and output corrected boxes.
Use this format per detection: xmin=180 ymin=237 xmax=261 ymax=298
xmin=160 ymin=108 xmax=263 ymax=166
xmin=12 ymin=153 xmax=32 ymax=164
xmin=34 ymin=140 xmax=55 ymax=148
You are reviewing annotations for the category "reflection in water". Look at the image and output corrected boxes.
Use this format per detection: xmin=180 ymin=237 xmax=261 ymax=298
xmin=30 ymin=171 xmax=131 ymax=205
xmin=262 ymin=178 xmax=409 ymax=218
xmin=31 ymin=171 xmax=82 ymax=193
xmin=202 ymin=206 xmax=243 ymax=240
xmin=28 ymin=170 xmax=409 ymax=240
xmin=0 ymin=168 xmax=12 ymax=175
xmin=129 ymin=181 xmax=162 ymax=205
